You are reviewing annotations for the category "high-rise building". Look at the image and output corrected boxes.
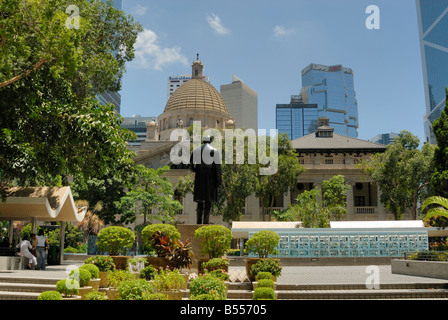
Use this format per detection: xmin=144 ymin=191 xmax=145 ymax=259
xmin=276 ymin=95 xmax=318 ymax=140
xmin=97 ymin=0 xmax=123 ymax=113
xmin=416 ymin=0 xmax=448 ymax=144
xmin=220 ymin=75 xmax=258 ymax=131
xmin=121 ymin=115 xmax=156 ymax=146
xmin=168 ymin=74 xmax=209 ymax=100
xmin=370 ymin=132 xmax=399 ymax=145
xmin=300 ymin=63 xmax=359 ymax=138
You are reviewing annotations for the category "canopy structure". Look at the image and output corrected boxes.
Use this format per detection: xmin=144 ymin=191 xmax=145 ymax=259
xmin=0 ymin=186 xmax=87 ymax=265
xmin=0 ymin=186 xmax=87 ymax=222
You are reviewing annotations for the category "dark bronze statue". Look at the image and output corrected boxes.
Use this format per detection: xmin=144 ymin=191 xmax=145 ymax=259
xmin=190 ymin=135 xmax=222 ymax=224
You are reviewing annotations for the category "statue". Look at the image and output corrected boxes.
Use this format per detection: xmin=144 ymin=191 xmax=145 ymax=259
xmin=189 ymin=135 xmax=222 ymax=224
xmin=177 ymin=118 xmax=184 ymax=129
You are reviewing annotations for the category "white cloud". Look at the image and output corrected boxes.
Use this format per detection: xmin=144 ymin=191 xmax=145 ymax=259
xmin=206 ymin=13 xmax=230 ymax=35
xmin=273 ymin=25 xmax=295 ymax=38
xmin=132 ymin=28 xmax=188 ymax=70
xmin=133 ymin=4 xmax=148 ymax=16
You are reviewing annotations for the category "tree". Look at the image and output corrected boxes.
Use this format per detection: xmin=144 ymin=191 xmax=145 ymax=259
xmin=321 ymin=175 xmax=351 ymax=221
xmin=0 ymin=0 xmax=142 ymax=197
xmin=116 ymin=165 xmax=182 ymax=225
xmin=256 ymin=134 xmax=305 ymax=221
xmin=421 ymin=196 xmax=448 ymax=222
xmin=431 ymin=89 xmax=448 ymax=199
xmin=360 ymin=131 xmax=435 ymax=220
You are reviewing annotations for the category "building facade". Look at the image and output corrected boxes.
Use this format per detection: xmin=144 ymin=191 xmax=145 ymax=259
xmin=276 ymin=95 xmax=318 ymax=139
xmin=121 ymin=115 xmax=156 ymax=146
xmin=416 ymin=0 xmax=448 ymax=144
xmin=370 ymin=132 xmax=400 ymax=145
xmin=300 ymin=63 xmax=359 ymax=138
xmin=220 ymin=75 xmax=258 ymax=131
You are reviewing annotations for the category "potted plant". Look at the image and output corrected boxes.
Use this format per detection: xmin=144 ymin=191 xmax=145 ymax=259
xmin=79 ymin=263 xmax=101 ymax=291
xmin=169 ymin=238 xmax=193 ymax=283
xmin=139 ymin=265 xmax=157 ymax=281
xmin=85 ymin=290 xmax=108 ymax=300
xmin=118 ymin=278 xmax=154 ymax=300
xmin=189 ymin=273 xmax=227 ymax=300
xmin=250 ymin=258 xmax=282 ymax=282
xmin=194 ymin=225 xmax=232 ymax=273
xmin=106 ymin=269 xmax=136 ymax=300
xmin=152 ymin=267 xmax=186 ymax=300
xmin=252 ymin=287 xmax=276 ymax=300
xmin=38 ymin=291 xmax=63 ymax=300
xmin=97 ymin=226 xmax=135 ymax=270
xmin=69 ymin=267 xmax=92 ymax=300
xmin=84 ymin=255 xmax=116 ymax=288
xmin=252 ymin=272 xmax=277 ymax=290
xmin=141 ymin=224 xmax=180 ymax=268
xmin=203 ymin=258 xmax=230 ymax=289
xmin=127 ymin=257 xmax=147 ymax=278
xmin=56 ymin=279 xmax=81 ymax=300
xmin=244 ymin=230 xmax=280 ymax=281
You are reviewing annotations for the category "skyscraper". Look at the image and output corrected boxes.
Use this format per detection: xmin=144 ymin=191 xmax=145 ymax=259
xmin=370 ymin=132 xmax=400 ymax=145
xmin=167 ymin=74 xmax=209 ymax=100
xmin=97 ymin=0 xmax=123 ymax=113
xmin=276 ymin=95 xmax=318 ymax=140
xmin=416 ymin=0 xmax=448 ymax=144
xmin=300 ymin=63 xmax=359 ymax=138
xmin=220 ymin=74 xmax=258 ymax=131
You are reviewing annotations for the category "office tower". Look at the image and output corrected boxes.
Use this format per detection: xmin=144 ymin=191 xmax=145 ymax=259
xmin=121 ymin=115 xmax=156 ymax=146
xmin=370 ymin=132 xmax=399 ymax=145
xmin=168 ymin=74 xmax=209 ymax=100
xmin=97 ymin=0 xmax=123 ymax=113
xmin=276 ymin=95 xmax=318 ymax=140
xmin=416 ymin=0 xmax=448 ymax=144
xmin=301 ymin=63 xmax=359 ymax=137
xmin=220 ymin=74 xmax=258 ymax=131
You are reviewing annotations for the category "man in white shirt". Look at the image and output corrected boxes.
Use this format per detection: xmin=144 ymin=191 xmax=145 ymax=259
xmin=16 ymin=235 xmax=37 ymax=269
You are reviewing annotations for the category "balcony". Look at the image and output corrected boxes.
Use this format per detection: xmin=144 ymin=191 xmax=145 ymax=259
xmin=355 ymin=207 xmax=376 ymax=214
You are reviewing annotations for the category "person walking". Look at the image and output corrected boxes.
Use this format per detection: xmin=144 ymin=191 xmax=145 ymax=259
xmin=16 ymin=235 xmax=37 ymax=270
xmin=36 ymin=229 xmax=49 ymax=270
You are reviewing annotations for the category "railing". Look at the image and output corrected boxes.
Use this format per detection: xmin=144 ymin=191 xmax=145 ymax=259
xmin=403 ymin=251 xmax=448 ymax=261
xmin=263 ymin=207 xmax=284 ymax=216
xmin=355 ymin=207 xmax=376 ymax=214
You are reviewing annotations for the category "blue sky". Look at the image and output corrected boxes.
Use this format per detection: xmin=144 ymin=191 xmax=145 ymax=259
xmin=119 ymin=0 xmax=426 ymax=143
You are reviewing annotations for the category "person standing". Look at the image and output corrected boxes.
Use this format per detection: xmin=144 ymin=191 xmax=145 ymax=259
xmin=36 ymin=229 xmax=49 ymax=270
xmin=16 ymin=235 xmax=37 ymax=270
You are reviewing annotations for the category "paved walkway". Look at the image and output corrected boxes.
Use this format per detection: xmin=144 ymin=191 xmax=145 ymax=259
xmin=1 ymin=261 xmax=447 ymax=287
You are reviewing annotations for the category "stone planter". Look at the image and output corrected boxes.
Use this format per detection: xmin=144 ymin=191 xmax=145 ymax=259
xmin=197 ymin=258 xmax=210 ymax=275
xmin=391 ymin=259 xmax=448 ymax=280
xmin=106 ymin=288 xmax=120 ymax=300
xmin=244 ymin=258 xmax=264 ymax=282
xmin=159 ymin=290 xmax=183 ymax=300
xmin=88 ymin=278 xmax=101 ymax=291
xmin=63 ymin=295 xmax=82 ymax=300
xmin=111 ymin=256 xmax=130 ymax=270
xmin=146 ymin=257 xmax=171 ymax=270
xmin=79 ymin=286 xmax=93 ymax=300
xmin=98 ymin=271 xmax=109 ymax=288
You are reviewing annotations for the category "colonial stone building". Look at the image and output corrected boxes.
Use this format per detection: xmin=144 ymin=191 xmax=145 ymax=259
xmin=130 ymin=57 xmax=412 ymax=227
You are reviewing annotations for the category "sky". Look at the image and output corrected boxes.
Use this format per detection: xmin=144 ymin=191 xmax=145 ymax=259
xmin=119 ymin=0 xmax=427 ymax=143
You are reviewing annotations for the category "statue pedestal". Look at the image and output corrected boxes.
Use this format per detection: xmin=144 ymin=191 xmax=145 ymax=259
xmin=177 ymin=224 xmax=208 ymax=274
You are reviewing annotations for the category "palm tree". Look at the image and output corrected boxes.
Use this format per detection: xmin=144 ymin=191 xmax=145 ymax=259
xmin=421 ymin=196 xmax=448 ymax=220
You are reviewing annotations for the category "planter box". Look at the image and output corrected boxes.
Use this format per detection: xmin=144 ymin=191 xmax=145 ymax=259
xmin=88 ymin=278 xmax=101 ymax=291
xmin=98 ymin=271 xmax=109 ymax=288
xmin=146 ymin=257 xmax=171 ymax=270
xmin=112 ymin=256 xmax=130 ymax=270
xmin=391 ymin=259 xmax=448 ymax=280
xmin=252 ymin=282 xmax=277 ymax=290
xmin=158 ymin=290 xmax=183 ymax=300
xmin=79 ymin=286 xmax=93 ymax=300
xmin=106 ymin=288 xmax=120 ymax=300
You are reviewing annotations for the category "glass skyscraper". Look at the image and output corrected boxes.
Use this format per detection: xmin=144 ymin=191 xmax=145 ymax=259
xmin=276 ymin=96 xmax=318 ymax=140
xmin=300 ymin=64 xmax=359 ymax=138
xmin=416 ymin=0 xmax=448 ymax=144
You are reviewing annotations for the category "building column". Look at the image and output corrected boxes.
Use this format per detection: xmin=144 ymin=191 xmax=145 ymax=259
xmin=283 ymin=189 xmax=291 ymax=209
xmin=346 ymin=183 xmax=355 ymax=220
xmin=59 ymin=222 xmax=66 ymax=265
xmin=31 ymin=217 xmax=37 ymax=234
xmin=8 ymin=220 xmax=14 ymax=247
xmin=377 ymin=187 xmax=386 ymax=220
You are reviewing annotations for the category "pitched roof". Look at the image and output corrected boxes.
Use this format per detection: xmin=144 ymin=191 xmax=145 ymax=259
xmin=0 ymin=187 xmax=87 ymax=222
xmin=291 ymin=132 xmax=387 ymax=152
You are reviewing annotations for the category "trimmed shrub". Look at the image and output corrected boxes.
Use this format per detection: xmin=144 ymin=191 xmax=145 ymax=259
xmin=255 ymin=272 xmax=273 ymax=281
xmin=194 ymin=225 xmax=232 ymax=259
xmin=107 ymin=269 xmax=136 ymax=289
xmin=97 ymin=226 xmax=135 ymax=256
xmin=80 ymin=263 xmax=100 ymax=279
xmin=189 ymin=273 xmax=227 ymax=300
xmin=56 ymin=279 xmax=79 ymax=297
xmin=203 ymin=258 xmax=229 ymax=271
xmin=245 ymin=230 xmax=280 ymax=258
xmin=250 ymin=258 xmax=282 ymax=277
xmin=253 ymin=287 xmax=275 ymax=300
xmin=38 ymin=291 xmax=63 ymax=300
xmin=141 ymin=224 xmax=180 ymax=256
xmin=257 ymin=279 xmax=275 ymax=289
xmin=142 ymin=292 xmax=168 ymax=300
xmin=69 ymin=267 xmax=91 ymax=287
